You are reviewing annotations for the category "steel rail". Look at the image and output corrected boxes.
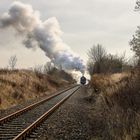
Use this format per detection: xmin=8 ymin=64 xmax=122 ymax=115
xmin=13 ymin=86 xmax=80 ymax=140
xmin=0 ymin=84 xmax=78 ymax=124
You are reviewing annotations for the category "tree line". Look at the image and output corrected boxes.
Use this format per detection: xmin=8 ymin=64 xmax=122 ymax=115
xmin=87 ymin=44 xmax=129 ymax=75
xmin=87 ymin=0 xmax=140 ymax=76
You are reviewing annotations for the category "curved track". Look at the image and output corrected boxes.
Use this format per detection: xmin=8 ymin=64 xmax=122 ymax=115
xmin=0 ymin=85 xmax=80 ymax=140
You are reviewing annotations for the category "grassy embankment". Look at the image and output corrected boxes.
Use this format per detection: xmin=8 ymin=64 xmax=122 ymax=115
xmin=88 ymin=69 xmax=140 ymax=140
xmin=0 ymin=69 xmax=75 ymax=110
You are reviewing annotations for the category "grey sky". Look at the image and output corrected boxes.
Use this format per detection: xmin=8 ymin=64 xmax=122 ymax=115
xmin=0 ymin=0 xmax=139 ymax=68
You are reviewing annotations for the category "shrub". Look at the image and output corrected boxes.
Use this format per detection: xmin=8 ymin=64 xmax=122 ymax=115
xmin=91 ymin=70 xmax=140 ymax=140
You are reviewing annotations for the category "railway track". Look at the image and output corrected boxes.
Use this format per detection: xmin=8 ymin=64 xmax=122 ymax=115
xmin=0 ymin=85 xmax=80 ymax=140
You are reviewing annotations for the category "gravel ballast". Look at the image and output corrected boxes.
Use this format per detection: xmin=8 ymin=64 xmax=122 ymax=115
xmin=0 ymin=86 xmax=71 ymax=119
xmin=36 ymin=86 xmax=94 ymax=140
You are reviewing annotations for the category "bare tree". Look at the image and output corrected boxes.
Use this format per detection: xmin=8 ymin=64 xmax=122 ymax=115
xmin=135 ymin=0 xmax=140 ymax=10
xmin=130 ymin=26 xmax=140 ymax=65
xmin=87 ymin=60 xmax=94 ymax=76
xmin=87 ymin=45 xmax=128 ymax=75
xmin=128 ymin=56 xmax=139 ymax=67
xmin=34 ymin=65 xmax=43 ymax=73
xmin=88 ymin=44 xmax=106 ymax=63
xmin=88 ymin=44 xmax=107 ymax=73
xmin=9 ymin=55 xmax=17 ymax=70
xmin=44 ymin=62 xmax=54 ymax=73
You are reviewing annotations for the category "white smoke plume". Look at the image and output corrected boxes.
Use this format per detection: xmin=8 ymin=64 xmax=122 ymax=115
xmin=0 ymin=1 xmax=85 ymax=73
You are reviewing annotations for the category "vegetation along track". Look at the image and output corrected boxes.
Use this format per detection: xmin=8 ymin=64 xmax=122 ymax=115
xmin=0 ymin=85 xmax=80 ymax=140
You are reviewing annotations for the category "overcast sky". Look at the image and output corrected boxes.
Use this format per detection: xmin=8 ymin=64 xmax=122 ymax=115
xmin=0 ymin=0 xmax=139 ymax=68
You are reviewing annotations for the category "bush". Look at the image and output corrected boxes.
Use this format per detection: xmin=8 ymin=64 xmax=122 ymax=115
xmin=91 ymin=70 xmax=140 ymax=139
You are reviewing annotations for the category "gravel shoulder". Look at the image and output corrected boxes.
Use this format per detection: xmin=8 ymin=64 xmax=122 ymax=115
xmin=37 ymin=86 xmax=94 ymax=140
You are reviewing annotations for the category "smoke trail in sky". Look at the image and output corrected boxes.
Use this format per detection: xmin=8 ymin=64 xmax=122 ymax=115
xmin=0 ymin=1 xmax=85 ymax=73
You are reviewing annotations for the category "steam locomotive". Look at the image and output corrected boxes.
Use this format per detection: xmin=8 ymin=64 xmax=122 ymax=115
xmin=80 ymin=76 xmax=86 ymax=85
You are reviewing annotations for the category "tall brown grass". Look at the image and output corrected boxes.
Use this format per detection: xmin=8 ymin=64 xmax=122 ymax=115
xmin=90 ymin=70 xmax=140 ymax=140
xmin=0 ymin=69 xmax=73 ymax=110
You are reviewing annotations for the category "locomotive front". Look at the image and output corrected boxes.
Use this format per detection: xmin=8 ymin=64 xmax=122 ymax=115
xmin=80 ymin=76 xmax=86 ymax=85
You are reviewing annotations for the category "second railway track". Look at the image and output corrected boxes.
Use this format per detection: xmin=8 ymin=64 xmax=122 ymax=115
xmin=0 ymin=85 xmax=80 ymax=140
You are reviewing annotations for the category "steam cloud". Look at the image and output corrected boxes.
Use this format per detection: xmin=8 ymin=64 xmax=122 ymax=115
xmin=0 ymin=1 xmax=85 ymax=73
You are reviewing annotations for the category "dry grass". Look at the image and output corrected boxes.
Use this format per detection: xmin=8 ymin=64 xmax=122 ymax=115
xmin=0 ymin=69 xmax=73 ymax=110
xmin=90 ymin=72 xmax=129 ymax=92
xmin=89 ymin=70 xmax=140 ymax=140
